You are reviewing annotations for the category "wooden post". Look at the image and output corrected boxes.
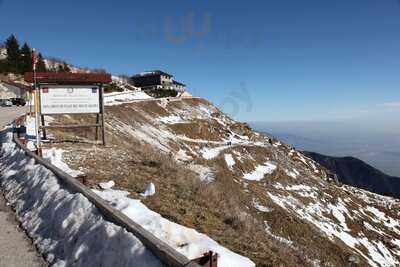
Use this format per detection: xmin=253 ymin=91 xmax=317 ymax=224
xmin=41 ymin=114 xmax=47 ymax=140
xmin=29 ymin=90 xmax=33 ymax=115
xmin=191 ymin=251 xmax=218 ymax=267
xmin=95 ymin=114 xmax=100 ymax=141
xmin=100 ymin=85 xmax=106 ymax=146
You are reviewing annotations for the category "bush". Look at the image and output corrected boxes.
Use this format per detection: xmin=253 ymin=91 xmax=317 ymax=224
xmin=104 ymin=83 xmax=124 ymax=93
xmin=146 ymin=89 xmax=178 ymax=98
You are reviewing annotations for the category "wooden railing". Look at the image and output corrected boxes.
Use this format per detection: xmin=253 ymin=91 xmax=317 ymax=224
xmin=12 ymin=123 xmax=201 ymax=267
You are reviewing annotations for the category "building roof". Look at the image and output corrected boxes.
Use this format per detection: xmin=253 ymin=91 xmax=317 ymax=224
xmin=131 ymin=70 xmax=173 ymax=78
xmin=24 ymin=72 xmax=112 ymax=84
xmin=173 ymin=80 xmax=186 ymax=86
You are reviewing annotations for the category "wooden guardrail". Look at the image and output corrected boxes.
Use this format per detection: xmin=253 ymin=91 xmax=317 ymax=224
xmin=12 ymin=127 xmax=200 ymax=267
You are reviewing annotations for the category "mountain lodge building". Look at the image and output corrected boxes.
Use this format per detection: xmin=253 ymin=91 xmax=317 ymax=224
xmin=130 ymin=70 xmax=186 ymax=92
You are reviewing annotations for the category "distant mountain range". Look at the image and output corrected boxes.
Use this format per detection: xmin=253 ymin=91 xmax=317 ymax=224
xmin=250 ymin=120 xmax=400 ymax=177
xmin=303 ymin=151 xmax=400 ymax=199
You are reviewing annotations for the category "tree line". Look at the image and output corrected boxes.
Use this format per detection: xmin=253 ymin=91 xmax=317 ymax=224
xmin=0 ymin=34 xmax=71 ymax=74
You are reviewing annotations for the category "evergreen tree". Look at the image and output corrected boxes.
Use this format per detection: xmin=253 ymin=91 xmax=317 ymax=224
xmin=63 ymin=62 xmax=71 ymax=72
xmin=0 ymin=59 xmax=7 ymax=74
xmin=36 ymin=53 xmax=47 ymax=72
xmin=20 ymin=42 xmax=33 ymax=74
xmin=57 ymin=64 xmax=64 ymax=72
xmin=5 ymin=34 xmax=20 ymax=73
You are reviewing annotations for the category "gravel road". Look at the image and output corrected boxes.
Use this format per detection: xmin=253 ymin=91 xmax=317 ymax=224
xmin=0 ymin=106 xmax=46 ymax=267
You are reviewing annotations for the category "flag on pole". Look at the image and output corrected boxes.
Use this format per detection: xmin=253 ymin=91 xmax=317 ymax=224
xmin=32 ymin=48 xmax=36 ymax=71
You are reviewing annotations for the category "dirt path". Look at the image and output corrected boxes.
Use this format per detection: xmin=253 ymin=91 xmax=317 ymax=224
xmin=0 ymin=106 xmax=46 ymax=267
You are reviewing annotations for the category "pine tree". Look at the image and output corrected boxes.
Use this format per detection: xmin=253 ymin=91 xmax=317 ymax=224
xmin=20 ymin=42 xmax=33 ymax=74
xmin=0 ymin=60 xmax=7 ymax=74
xmin=36 ymin=53 xmax=47 ymax=72
xmin=57 ymin=64 xmax=64 ymax=72
xmin=5 ymin=34 xmax=20 ymax=73
xmin=63 ymin=62 xmax=71 ymax=72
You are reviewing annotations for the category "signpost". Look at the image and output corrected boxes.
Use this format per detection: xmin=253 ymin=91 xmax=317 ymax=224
xmin=40 ymin=86 xmax=100 ymax=115
xmin=24 ymin=72 xmax=112 ymax=152
xmin=32 ymin=49 xmax=42 ymax=155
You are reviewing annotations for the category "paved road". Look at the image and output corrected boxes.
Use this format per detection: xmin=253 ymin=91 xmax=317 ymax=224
xmin=0 ymin=106 xmax=29 ymax=128
xmin=0 ymin=106 xmax=46 ymax=267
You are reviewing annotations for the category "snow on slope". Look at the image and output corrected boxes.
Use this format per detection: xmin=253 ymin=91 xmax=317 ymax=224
xmin=106 ymin=99 xmax=273 ymax=183
xmin=94 ymin=186 xmax=255 ymax=267
xmin=104 ymin=91 xmax=153 ymax=106
xmin=18 ymin=114 xmax=255 ymax=266
xmin=243 ymin=161 xmax=277 ymax=181
xmin=42 ymin=148 xmax=83 ymax=177
xmin=268 ymin=183 xmax=400 ymax=266
xmin=101 ymin=98 xmax=400 ymax=266
xmin=224 ymin=154 xmax=235 ymax=169
xmin=0 ymin=128 xmax=164 ymax=267
xmin=42 ymin=97 xmax=400 ymax=266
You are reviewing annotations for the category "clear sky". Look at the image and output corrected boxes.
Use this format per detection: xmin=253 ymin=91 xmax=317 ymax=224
xmin=1 ymin=0 xmax=400 ymax=122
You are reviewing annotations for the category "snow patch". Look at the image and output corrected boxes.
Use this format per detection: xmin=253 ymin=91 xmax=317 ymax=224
xmin=285 ymin=168 xmax=299 ymax=179
xmin=224 ymin=154 xmax=235 ymax=169
xmin=175 ymin=149 xmax=192 ymax=162
xmin=157 ymin=115 xmax=184 ymax=124
xmin=104 ymin=91 xmax=153 ymax=106
xmin=42 ymin=148 xmax=82 ymax=177
xmin=267 ymin=191 xmax=400 ymax=267
xmin=243 ymin=161 xmax=277 ymax=181
xmin=140 ymin=183 xmax=156 ymax=197
xmin=94 ymin=188 xmax=255 ymax=267
xmin=253 ymin=199 xmax=273 ymax=213
xmin=201 ymin=145 xmax=230 ymax=160
xmin=188 ymin=164 xmax=215 ymax=182
xmin=99 ymin=181 xmax=115 ymax=190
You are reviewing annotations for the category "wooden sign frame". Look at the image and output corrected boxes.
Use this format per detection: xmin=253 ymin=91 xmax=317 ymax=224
xmin=24 ymin=72 xmax=112 ymax=147
xmin=38 ymin=84 xmax=106 ymax=145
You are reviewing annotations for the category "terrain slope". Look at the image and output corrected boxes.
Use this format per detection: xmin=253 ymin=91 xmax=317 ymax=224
xmin=44 ymin=97 xmax=400 ymax=267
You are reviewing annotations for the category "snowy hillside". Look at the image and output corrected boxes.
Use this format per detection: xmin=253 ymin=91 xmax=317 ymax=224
xmin=40 ymin=98 xmax=400 ymax=266
xmin=43 ymin=58 xmax=90 ymax=73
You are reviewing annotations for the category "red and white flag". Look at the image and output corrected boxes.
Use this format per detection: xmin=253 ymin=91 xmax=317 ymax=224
xmin=32 ymin=48 xmax=36 ymax=71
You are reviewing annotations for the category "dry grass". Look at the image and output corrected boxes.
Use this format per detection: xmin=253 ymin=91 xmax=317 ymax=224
xmin=41 ymin=99 xmax=376 ymax=266
xmin=50 ymin=138 xmax=314 ymax=266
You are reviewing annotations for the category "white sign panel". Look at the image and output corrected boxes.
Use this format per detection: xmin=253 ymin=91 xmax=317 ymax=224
xmin=40 ymin=86 xmax=100 ymax=115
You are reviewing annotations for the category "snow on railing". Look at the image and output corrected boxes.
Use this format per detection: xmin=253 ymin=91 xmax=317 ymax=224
xmin=11 ymin=119 xmax=201 ymax=267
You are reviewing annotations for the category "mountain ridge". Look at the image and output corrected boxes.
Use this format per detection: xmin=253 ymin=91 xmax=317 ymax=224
xmin=303 ymin=151 xmax=400 ymax=199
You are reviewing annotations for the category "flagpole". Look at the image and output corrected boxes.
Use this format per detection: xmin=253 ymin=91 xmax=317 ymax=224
xmin=32 ymin=48 xmax=41 ymax=156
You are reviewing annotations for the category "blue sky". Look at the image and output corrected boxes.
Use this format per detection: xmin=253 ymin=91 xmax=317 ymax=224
xmin=1 ymin=0 xmax=400 ymax=122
